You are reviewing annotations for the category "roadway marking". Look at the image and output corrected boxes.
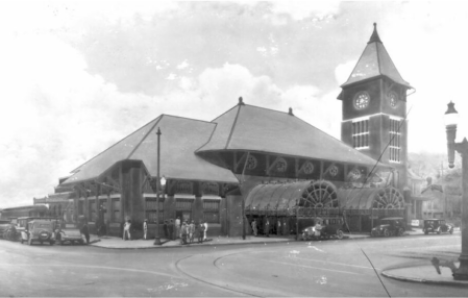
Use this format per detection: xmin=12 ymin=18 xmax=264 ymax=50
xmin=265 ymin=259 xmax=366 ymax=276
xmin=9 ymin=263 xmax=182 ymax=279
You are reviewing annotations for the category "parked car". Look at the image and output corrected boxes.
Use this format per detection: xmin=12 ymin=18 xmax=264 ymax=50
xmin=301 ymin=218 xmax=345 ymax=241
xmin=20 ymin=220 xmax=55 ymax=246
xmin=53 ymin=221 xmax=84 ymax=245
xmin=371 ymin=217 xmax=406 ymax=237
xmin=422 ymin=219 xmax=454 ymax=235
xmin=0 ymin=220 xmax=11 ymax=239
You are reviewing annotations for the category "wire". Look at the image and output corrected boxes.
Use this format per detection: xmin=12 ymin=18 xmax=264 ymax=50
xmin=361 ymin=248 xmax=391 ymax=298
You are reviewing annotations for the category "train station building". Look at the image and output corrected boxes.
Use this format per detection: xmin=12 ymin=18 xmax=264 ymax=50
xmin=55 ymin=24 xmax=414 ymax=238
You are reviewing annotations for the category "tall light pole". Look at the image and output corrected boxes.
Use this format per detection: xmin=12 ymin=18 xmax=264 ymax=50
xmin=154 ymin=128 xmax=166 ymax=245
xmin=444 ymin=101 xmax=468 ymax=280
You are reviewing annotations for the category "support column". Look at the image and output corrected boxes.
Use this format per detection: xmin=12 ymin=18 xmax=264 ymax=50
xmin=453 ymin=143 xmax=468 ymax=280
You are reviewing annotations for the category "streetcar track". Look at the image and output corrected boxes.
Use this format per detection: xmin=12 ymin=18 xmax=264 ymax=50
xmin=174 ymin=253 xmax=260 ymax=297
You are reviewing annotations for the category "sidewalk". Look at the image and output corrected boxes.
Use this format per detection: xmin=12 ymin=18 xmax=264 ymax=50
xmin=382 ymin=263 xmax=468 ymax=287
xmin=88 ymin=232 xmax=369 ymax=250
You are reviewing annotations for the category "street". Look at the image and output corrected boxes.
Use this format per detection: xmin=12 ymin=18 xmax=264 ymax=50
xmin=0 ymin=234 xmax=466 ymax=297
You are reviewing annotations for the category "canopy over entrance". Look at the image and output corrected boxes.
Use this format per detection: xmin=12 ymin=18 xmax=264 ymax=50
xmin=245 ymin=180 xmax=405 ymax=218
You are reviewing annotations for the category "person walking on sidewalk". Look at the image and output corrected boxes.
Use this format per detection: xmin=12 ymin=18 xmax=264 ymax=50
xmin=143 ymin=219 xmax=148 ymax=240
xmin=168 ymin=219 xmax=174 ymax=240
xmin=188 ymin=221 xmax=195 ymax=243
xmin=123 ymin=220 xmax=132 ymax=241
xmin=277 ymin=219 xmax=282 ymax=236
xmin=198 ymin=222 xmax=205 ymax=243
xmin=81 ymin=222 xmax=90 ymax=244
xmin=175 ymin=217 xmax=181 ymax=239
xmin=163 ymin=220 xmax=169 ymax=240
xmin=265 ymin=218 xmax=270 ymax=237
xmin=180 ymin=222 xmax=188 ymax=245
xmin=251 ymin=220 xmax=258 ymax=236
xmin=203 ymin=222 xmax=208 ymax=241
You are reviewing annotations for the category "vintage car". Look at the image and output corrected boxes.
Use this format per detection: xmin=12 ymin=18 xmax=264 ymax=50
xmin=301 ymin=218 xmax=345 ymax=241
xmin=20 ymin=220 xmax=55 ymax=246
xmin=422 ymin=219 xmax=454 ymax=235
xmin=0 ymin=220 xmax=11 ymax=239
xmin=371 ymin=217 xmax=406 ymax=237
xmin=53 ymin=221 xmax=84 ymax=245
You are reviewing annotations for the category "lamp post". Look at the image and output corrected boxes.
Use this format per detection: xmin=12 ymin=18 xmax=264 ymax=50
xmin=444 ymin=101 xmax=468 ymax=280
xmin=154 ymin=128 xmax=167 ymax=245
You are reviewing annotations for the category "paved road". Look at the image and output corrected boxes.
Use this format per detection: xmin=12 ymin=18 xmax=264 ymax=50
xmin=0 ymin=234 xmax=466 ymax=297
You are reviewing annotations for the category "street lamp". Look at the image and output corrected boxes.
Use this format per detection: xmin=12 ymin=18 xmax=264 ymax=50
xmin=444 ymin=101 xmax=468 ymax=280
xmin=154 ymin=128 xmax=167 ymax=245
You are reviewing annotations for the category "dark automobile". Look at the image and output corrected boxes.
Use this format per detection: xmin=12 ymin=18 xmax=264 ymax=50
xmin=422 ymin=219 xmax=454 ymax=235
xmin=301 ymin=218 xmax=345 ymax=241
xmin=0 ymin=220 xmax=13 ymax=239
xmin=371 ymin=217 xmax=406 ymax=237
xmin=20 ymin=220 xmax=55 ymax=246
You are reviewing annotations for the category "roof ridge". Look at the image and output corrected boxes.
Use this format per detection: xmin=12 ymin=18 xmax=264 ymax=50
xmin=225 ymin=104 xmax=242 ymax=149
xmin=127 ymin=115 xmax=164 ymax=160
xmin=69 ymin=116 xmax=163 ymax=174
xmin=194 ymin=122 xmax=219 ymax=153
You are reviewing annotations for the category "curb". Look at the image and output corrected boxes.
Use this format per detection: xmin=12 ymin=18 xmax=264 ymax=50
xmin=381 ymin=270 xmax=468 ymax=287
xmin=88 ymin=238 xmax=294 ymax=250
xmin=88 ymin=234 xmax=369 ymax=250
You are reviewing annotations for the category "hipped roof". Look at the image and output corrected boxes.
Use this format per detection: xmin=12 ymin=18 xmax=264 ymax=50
xmin=340 ymin=23 xmax=411 ymax=90
xmin=63 ymin=115 xmax=239 ymax=185
xmin=198 ymin=102 xmax=385 ymax=168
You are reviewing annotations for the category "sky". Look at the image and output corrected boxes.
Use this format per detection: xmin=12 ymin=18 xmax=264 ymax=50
xmin=1 ymin=1 xmax=468 ymax=207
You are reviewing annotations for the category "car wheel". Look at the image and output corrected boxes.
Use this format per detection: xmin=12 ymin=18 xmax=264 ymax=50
xmin=28 ymin=238 xmax=33 ymax=246
xmin=383 ymin=229 xmax=390 ymax=237
xmin=397 ymin=228 xmax=404 ymax=236
xmin=371 ymin=230 xmax=378 ymax=237
xmin=336 ymin=230 xmax=344 ymax=240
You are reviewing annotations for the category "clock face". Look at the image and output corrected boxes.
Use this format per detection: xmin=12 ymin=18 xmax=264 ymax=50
xmin=353 ymin=92 xmax=370 ymax=110
xmin=388 ymin=91 xmax=399 ymax=108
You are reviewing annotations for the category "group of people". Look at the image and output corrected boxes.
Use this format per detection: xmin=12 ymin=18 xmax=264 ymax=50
xmin=141 ymin=217 xmax=208 ymax=244
xmin=250 ymin=218 xmax=289 ymax=237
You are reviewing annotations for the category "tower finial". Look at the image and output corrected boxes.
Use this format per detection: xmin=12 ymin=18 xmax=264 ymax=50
xmin=288 ymin=107 xmax=294 ymax=116
xmin=238 ymin=96 xmax=245 ymax=106
xmin=368 ymin=22 xmax=382 ymax=44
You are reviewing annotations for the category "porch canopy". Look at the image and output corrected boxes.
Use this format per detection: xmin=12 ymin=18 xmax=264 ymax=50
xmin=245 ymin=180 xmax=405 ymax=217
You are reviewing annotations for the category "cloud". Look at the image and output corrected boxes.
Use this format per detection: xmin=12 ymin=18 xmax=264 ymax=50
xmin=271 ymin=1 xmax=341 ymax=21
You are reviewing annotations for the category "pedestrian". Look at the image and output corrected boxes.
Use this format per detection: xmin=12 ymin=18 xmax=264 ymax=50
xmin=198 ymin=222 xmax=205 ymax=243
xmin=189 ymin=221 xmax=195 ymax=243
xmin=175 ymin=217 xmax=181 ymax=239
xmin=163 ymin=220 xmax=169 ymax=240
xmin=81 ymin=222 xmax=90 ymax=244
xmin=168 ymin=219 xmax=174 ymax=240
xmin=265 ymin=218 xmax=270 ymax=237
xmin=251 ymin=220 xmax=258 ymax=236
xmin=277 ymin=219 xmax=282 ymax=236
xmin=203 ymin=221 xmax=208 ymax=241
xmin=180 ymin=222 xmax=188 ymax=245
xmin=123 ymin=219 xmax=132 ymax=241
xmin=143 ymin=219 xmax=148 ymax=240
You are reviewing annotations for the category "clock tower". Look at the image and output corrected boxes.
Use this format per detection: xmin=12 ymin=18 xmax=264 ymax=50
xmin=338 ymin=23 xmax=413 ymax=189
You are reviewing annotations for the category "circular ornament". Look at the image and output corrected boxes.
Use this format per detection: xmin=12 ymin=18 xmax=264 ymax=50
xmin=275 ymin=158 xmax=287 ymax=173
xmin=329 ymin=165 xmax=339 ymax=177
xmin=388 ymin=91 xmax=399 ymax=108
xmin=353 ymin=91 xmax=370 ymax=110
xmin=302 ymin=161 xmax=315 ymax=174
xmin=246 ymin=155 xmax=258 ymax=170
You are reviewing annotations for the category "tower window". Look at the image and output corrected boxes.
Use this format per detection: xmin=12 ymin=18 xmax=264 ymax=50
xmin=389 ymin=118 xmax=401 ymax=163
xmin=352 ymin=119 xmax=369 ymax=149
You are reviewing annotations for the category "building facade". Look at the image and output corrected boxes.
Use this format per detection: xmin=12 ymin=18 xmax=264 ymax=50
xmin=51 ymin=24 xmax=413 ymax=238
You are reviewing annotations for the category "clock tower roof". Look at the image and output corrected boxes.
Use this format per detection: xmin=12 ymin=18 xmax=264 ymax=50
xmin=339 ymin=23 xmax=412 ymax=93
